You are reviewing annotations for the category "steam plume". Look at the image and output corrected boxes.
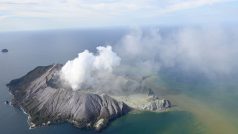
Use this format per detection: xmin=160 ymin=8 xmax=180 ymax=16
xmin=60 ymin=45 xmax=121 ymax=90
xmin=60 ymin=26 xmax=238 ymax=93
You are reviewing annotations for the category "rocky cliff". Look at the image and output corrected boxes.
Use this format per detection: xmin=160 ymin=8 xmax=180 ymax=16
xmin=7 ymin=64 xmax=171 ymax=131
xmin=7 ymin=64 xmax=130 ymax=131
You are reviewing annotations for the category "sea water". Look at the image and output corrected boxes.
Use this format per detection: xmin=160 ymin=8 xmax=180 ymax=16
xmin=0 ymin=28 xmax=237 ymax=134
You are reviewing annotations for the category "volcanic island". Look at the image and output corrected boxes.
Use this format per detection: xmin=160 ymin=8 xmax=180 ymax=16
xmin=7 ymin=64 xmax=171 ymax=131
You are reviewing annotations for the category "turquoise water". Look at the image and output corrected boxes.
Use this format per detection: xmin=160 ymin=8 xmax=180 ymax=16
xmin=1 ymin=29 xmax=238 ymax=134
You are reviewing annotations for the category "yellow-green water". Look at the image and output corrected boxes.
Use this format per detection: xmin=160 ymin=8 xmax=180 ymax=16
xmin=154 ymin=72 xmax=238 ymax=134
xmin=167 ymin=94 xmax=238 ymax=134
xmin=105 ymin=87 xmax=238 ymax=134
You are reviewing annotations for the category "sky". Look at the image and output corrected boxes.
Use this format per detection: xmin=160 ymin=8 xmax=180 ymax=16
xmin=0 ymin=0 xmax=237 ymax=31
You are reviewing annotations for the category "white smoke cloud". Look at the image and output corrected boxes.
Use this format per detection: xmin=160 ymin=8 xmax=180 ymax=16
xmin=60 ymin=26 xmax=238 ymax=93
xmin=116 ymin=26 xmax=238 ymax=77
xmin=60 ymin=45 xmax=121 ymax=90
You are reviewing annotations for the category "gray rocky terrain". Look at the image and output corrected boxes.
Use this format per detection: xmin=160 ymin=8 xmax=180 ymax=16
xmin=7 ymin=64 xmax=130 ymax=131
xmin=7 ymin=64 xmax=171 ymax=131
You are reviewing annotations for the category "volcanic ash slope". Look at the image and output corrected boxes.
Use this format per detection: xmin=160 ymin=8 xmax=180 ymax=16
xmin=7 ymin=64 xmax=171 ymax=131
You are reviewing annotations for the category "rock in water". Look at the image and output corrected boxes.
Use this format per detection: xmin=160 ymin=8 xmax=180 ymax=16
xmin=4 ymin=100 xmax=10 ymax=105
xmin=1 ymin=49 xmax=8 ymax=53
xmin=142 ymin=99 xmax=171 ymax=111
xmin=7 ymin=64 xmax=130 ymax=131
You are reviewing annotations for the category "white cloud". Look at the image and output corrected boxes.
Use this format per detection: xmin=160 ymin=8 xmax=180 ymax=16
xmin=0 ymin=0 xmax=236 ymax=31
xmin=162 ymin=0 xmax=230 ymax=13
xmin=0 ymin=0 xmax=230 ymax=18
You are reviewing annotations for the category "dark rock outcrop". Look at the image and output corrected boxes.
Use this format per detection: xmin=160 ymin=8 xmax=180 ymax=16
xmin=1 ymin=49 xmax=8 ymax=53
xmin=7 ymin=64 xmax=130 ymax=131
xmin=4 ymin=100 xmax=10 ymax=105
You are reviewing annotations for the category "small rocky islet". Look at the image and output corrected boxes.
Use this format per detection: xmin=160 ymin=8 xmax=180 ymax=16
xmin=6 ymin=64 xmax=171 ymax=131
xmin=1 ymin=49 xmax=8 ymax=53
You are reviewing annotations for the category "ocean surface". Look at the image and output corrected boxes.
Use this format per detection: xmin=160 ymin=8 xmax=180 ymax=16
xmin=1 ymin=28 xmax=238 ymax=134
